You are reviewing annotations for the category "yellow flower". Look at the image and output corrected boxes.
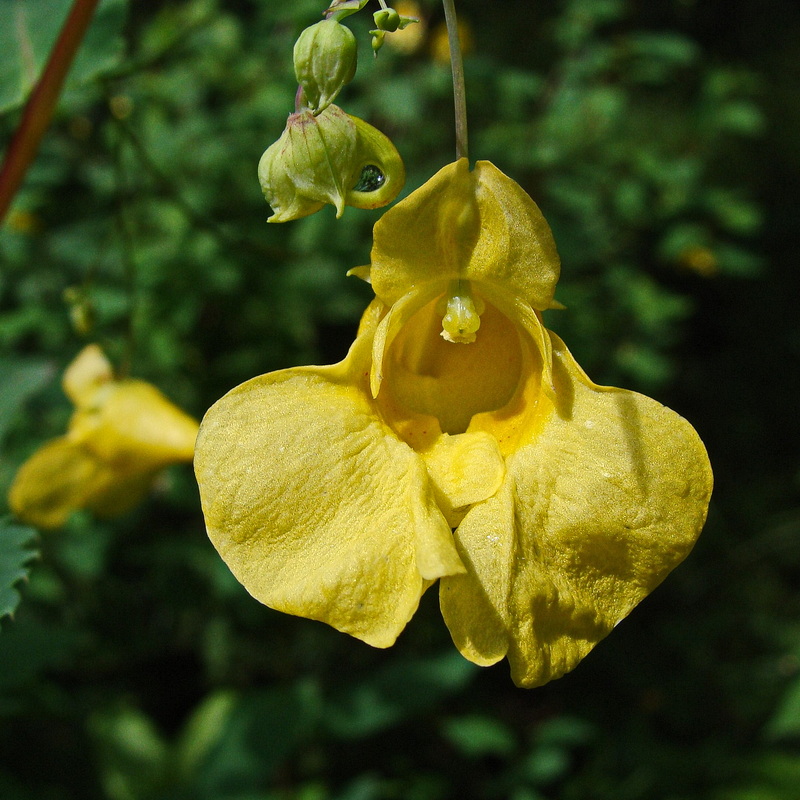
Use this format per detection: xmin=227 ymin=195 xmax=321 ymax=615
xmin=9 ymin=345 xmax=199 ymax=529
xmin=195 ymin=160 xmax=712 ymax=687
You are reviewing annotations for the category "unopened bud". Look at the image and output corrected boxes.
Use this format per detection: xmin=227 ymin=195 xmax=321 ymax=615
xmin=373 ymin=8 xmax=401 ymax=32
xmin=370 ymin=8 xmax=418 ymax=55
xmin=293 ymin=20 xmax=357 ymax=114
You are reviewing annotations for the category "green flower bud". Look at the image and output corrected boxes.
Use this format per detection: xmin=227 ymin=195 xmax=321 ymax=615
xmin=258 ymin=104 xmax=406 ymax=223
xmin=370 ymin=9 xmax=418 ymax=54
xmin=373 ymin=8 xmax=401 ymax=32
xmin=293 ymin=20 xmax=357 ymax=114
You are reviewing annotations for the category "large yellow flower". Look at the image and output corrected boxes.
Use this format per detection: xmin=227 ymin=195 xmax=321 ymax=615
xmin=195 ymin=160 xmax=712 ymax=687
xmin=9 ymin=345 xmax=199 ymax=529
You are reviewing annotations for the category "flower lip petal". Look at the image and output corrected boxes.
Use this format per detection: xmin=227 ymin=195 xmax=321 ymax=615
xmin=441 ymin=330 xmax=713 ymax=688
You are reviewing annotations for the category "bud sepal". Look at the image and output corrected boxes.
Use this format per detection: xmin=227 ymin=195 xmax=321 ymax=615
xmin=258 ymin=105 xmax=405 ymax=223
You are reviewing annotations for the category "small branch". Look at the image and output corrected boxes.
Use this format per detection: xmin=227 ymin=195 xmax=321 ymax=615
xmin=442 ymin=0 xmax=468 ymax=162
xmin=0 ymin=0 xmax=101 ymax=223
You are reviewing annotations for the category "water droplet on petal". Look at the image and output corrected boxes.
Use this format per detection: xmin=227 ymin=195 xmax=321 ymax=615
xmin=353 ymin=164 xmax=386 ymax=193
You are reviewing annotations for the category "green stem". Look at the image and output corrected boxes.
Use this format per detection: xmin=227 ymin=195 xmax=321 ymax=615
xmin=442 ymin=0 xmax=468 ymax=162
xmin=0 ymin=0 xmax=100 ymax=224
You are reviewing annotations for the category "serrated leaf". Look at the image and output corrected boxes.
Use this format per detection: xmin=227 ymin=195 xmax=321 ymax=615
xmin=0 ymin=516 xmax=38 ymax=620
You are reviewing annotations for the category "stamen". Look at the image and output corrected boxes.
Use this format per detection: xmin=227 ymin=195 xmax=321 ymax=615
xmin=439 ymin=280 xmax=485 ymax=344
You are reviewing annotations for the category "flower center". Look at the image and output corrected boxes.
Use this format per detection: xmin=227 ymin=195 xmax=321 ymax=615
xmin=381 ymin=291 xmax=523 ymax=435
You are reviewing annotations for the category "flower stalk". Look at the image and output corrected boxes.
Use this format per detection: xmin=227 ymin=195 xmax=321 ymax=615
xmin=442 ymin=0 xmax=469 ymax=162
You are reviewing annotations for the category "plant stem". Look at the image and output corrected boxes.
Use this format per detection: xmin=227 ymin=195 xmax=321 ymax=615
xmin=442 ymin=0 xmax=468 ymax=162
xmin=0 ymin=0 xmax=100 ymax=224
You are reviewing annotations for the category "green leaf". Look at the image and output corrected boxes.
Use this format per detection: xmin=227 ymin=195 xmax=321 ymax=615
xmin=534 ymin=716 xmax=596 ymax=748
xmin=0 ymin=618 xmax=78 ymax=696
xmin=627 ymin=32 xmax=700 ymax=67
xmin=716 ymin=100 xmax=766 ymax=137
xmin=70 ymin=0 xmax=128 ymax=91
xmin=324 ymin=651 xmax=477 ymax=739
xmin=522 ymin=745 xmax=571 ymax=785
xmin=0 ymin=0 xmax=127 ymax=115
xmin=0 ymin=516 xmax=38 ymax=620
xmin=441 ymin=715 xmax=517 ymax=758
xmin=88 ymin=705 xmax=170 ymax=800
xmin=0 ymin=356 xmax=55 ymax=444
xmin=765 ymin=676 xmax=800 ymax=741
xmin=0 ymin=0 xmax=70 ymax=114
xmin=178 ymin=682 xmax=322 ymax=798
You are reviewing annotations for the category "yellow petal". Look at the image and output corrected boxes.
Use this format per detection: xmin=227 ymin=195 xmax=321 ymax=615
xmin=441 ymin=331 xmax=712 ymax=687
xmin=76 ymin=381 xmax=198 ymax=470
xmin=369 ymin=159 xmax=560 ymax=309
xmin=62 ymin=344 xmax=114 ymax=407
xmin=422 ymin=432 xmax=505 ymax=527
xmin=194 ymin=320 xmax=462 ymax=648
xmin=8 ymin=438 xmax=113 ymax=529
xmin=438 ymin=481 xmax=516 ymax=667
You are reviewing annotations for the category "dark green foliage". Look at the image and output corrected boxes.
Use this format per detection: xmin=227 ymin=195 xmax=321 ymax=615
xmin=0 ymin=517 xmax=38 ymax=619
xmin=1 ymin=0 xmax=799 ymax=798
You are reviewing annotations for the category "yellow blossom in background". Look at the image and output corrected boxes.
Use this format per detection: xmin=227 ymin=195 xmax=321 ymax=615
xmin=194 ymin=160 xmax=712 ymax=688
xmin=383 ymin=1 xmax=427 ymax=54
xmin=9 ymin=345 xmax=199 ymax=529
xmin=430 ymin=16 xmax=473 ymax=64
xmin=680 ymin=245 xmax=719 ymax=277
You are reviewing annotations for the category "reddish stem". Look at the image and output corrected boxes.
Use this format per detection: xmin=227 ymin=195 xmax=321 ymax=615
xmin=0 ymin=0 xmax=101 ymax=224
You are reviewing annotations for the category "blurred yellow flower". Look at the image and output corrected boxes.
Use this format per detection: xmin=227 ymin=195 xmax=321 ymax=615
xmin=680 ymin=245 xmax=719 ymax=277
xmin=430 ymin=17 xmax=473 ymax=64
xmin=195 ymin=160 xmax=712 ymax=688
xmin=9 ymin=345 xmax=199 ymax=529
xmin=383 ymin=1 xmax=426 ymax=54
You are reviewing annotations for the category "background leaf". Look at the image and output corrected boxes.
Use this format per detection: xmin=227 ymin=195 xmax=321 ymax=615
xmin=0 ymin=516 xmax=38 ymax=619
xmin=0 ymin=356 xmax=55 ymax=444
xmin=0 ymin=0 xmax=127 ymax=114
